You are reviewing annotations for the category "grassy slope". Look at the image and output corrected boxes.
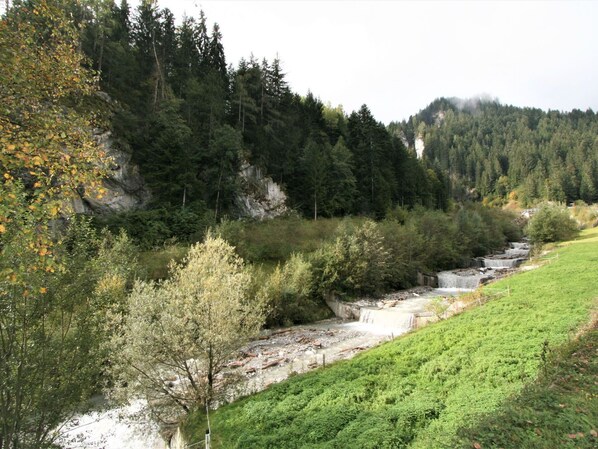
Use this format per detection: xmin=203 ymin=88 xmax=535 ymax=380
xmin=456 ymin=318 xmax=597 ymax=449
xmin=184 ymin=228 xmax=598 ymax=448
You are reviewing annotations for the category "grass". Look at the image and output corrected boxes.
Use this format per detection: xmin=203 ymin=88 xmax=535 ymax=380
xmin=183 ymin=227 xmax=598 ymax=448
xmin=456 ymin=316 xmax=597 ymax=449
xmin=138 ymin=244 xmax=188 ymax=280
xmin=221 ymin=216 xmax=368 ymax=263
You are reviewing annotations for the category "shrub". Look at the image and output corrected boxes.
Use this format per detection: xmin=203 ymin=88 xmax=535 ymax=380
xmin=260 ymin=253 xmax=326 ymax=326
xmin=407 ymin=207 xmax=460 ymax=271
xmin=378 ymin=220 xmax=423 ymax=289
xmin=526 ymin=203 xmax=579 ymax=244
xmin=571 ymin=200 xmax=598 ymax=228
xmin=313 ymin=220 xmax=390 ymax=297
xmin=94 ymin=202 xmax=214 ymax=249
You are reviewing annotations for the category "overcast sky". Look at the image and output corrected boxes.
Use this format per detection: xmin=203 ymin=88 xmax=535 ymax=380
xmin=139 ymin=0 xmax=598 ymax=124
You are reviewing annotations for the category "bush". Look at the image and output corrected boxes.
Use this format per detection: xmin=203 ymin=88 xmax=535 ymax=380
xmin=259 ymin=253 xmax=327 ymax=326
xmin=571 ymin=200 xmax=598 ymax=228
xmin=216 ymin=216 xmax=361 ymax=264
xmin=407 ymin=207 xmax=460 ymax=271
xmin=378 ymin=220 xmax=423 ymax=289
xmin=526 ymin=203 xmax=579 ymax=244
xmin=94 ymin=202 xmax=214 ymax=249
xmin=313 ymin=220 xmax=390 ymax=297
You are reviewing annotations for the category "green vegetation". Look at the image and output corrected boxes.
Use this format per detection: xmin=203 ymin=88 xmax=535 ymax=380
xmin=216 ymin=216 xmax=362 ymax=264
xmin=138 ymin=244 xmax=188 ymax=280
xmin=526 ymin=203 xmax=579 ymax=244
xmin=570 ymin=200 xmax=598 ymax=228
xmin=221 ymin=205 xmax=519 ymax=325
xmin=67 ymin=0 xmax=443 ymax=236
xmin=391 ymin=97 xmax=598 ymax=206
xmin=111 ymin=236 xmax=266 ymax=423
xmin=183 ymin=227 xmax=598 ymax=448
xmin=3 ymin=3 xmax=596 ymax=447
xmin=94 ymin=203 xmax=215 ymax=250
xmin=456 ymin=318 xmax=597 ymax=449
xmin=0 ymin=3 xmax=139 ymax=447
xmin=132 ymin=205 xmax=520 ymax=325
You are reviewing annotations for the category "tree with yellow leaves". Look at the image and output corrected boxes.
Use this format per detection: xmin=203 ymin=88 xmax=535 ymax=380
xmin=1 ymin=0 xmax=108 ymax=278
xmin=0 ymin=2 xmax=130 ymax=448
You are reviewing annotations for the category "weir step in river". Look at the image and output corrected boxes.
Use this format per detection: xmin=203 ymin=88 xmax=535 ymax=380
xmin=436 ymin=270 xmax=491 ymax=290
xmin=359 ymin=308 xmax=415 ymax=331
xmin=483 ymin=257 xmax=524 ymax=269
xmin=505 ymin=248 xmax=530 ymax=258
xmin=357 ymin=240 xmax=531 ymax=329
xmin=510 ymin=241 xmax=530 ymax=250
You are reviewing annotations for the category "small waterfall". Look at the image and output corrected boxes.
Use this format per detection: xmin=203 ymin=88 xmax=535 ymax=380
xmin=437 ymin=271 xmax=485 ymax=290
xmin=505 ymin=248 xmax=530 ymax=258
xmin=483 ymin=258 xmax=522 ymax=269
xmin=359 ymin=307 xmax=415 ymax=331
xmin=510 ymin=242 xmax=530 ymax=250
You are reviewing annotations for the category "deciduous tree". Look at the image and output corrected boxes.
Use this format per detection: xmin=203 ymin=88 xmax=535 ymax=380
xmin=111 ymin=236 xmax=266 ymax=424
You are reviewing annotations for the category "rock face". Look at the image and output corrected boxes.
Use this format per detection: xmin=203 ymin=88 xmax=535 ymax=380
xmin=414 ymin=135 xmax=425 ymax=159
xmin=73 ymin=131 xmax=151 ymax=214
xmin=73 ymin=132 xmax=286 ymax=219
xmin=235 ymin=163 xmax=288 ymax=219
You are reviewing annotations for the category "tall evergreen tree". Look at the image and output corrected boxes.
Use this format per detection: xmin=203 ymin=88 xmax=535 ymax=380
xmin=301 ymin=137 xmax=330 ymax=220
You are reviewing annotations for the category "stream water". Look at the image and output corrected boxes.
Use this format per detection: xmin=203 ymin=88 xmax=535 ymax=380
xmin=56 ymin=399 xmax=166 ymax=449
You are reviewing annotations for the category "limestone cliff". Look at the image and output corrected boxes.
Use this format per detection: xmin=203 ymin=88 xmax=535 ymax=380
xmin=73 ymin=132 xmax=287 ymax=220
xmin=73 ymin=130 xmax=151 ymax=214
xmin=235 ymin=163 xmax=288 ymax=219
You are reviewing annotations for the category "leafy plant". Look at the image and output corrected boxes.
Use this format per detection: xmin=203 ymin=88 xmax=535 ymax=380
xmin=526 ymin=203 xmax=579 ymax=244
xmin=111 ymin=236 xmax=266 ymax=423
xmin=313 ymin=220 xmax=390 ymax=297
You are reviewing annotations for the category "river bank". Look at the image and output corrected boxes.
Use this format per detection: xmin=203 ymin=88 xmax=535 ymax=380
xmin=58 ymin=241 xmax=530 ymax=449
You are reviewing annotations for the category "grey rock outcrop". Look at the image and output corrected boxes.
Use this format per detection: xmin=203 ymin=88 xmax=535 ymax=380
xmin=235 ymin=163 xmax=288 ymax=219
xmin=73 ymin=131 xmax=151 ymax=214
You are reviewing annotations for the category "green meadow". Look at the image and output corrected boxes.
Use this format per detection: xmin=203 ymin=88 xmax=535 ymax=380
xmin=184 ymin=228 xmax=598 ymax=448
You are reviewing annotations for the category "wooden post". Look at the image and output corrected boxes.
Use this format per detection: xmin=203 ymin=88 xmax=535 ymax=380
xmin=205 ymin=430 xmax=211 ymax=449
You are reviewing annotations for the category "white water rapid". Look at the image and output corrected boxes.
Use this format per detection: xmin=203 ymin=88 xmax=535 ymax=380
xmin=483 ymin=257 xmax=522 ymax=269
xmin=56 ymin=399 xmax=166 ymax=449
xmin=436 ymin=270 xmax=487 ymax=291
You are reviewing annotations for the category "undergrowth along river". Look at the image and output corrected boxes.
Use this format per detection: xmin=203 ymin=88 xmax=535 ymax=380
xmin=183 ymin=227 xmax=598 ymax=448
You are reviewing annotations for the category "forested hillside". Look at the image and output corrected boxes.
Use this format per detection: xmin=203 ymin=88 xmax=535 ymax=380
xmin=72 ymin=0 xmax=444 ymax=228
xmin=51 ymin=1 xmax=598 ymax=236
xmin=391 ymin=98 xmax=598 ymax=206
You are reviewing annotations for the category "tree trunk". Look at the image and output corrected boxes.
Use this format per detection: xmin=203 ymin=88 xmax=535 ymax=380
xmin=207 ymin=345 xmax=214 ymax=398
xmin=214 ymin=168 xmax=223 ymax=221
xmin=151 ymin=31 xmax=164 ymax=107
xmin=97 ymin=30 xmax=105 ymax=73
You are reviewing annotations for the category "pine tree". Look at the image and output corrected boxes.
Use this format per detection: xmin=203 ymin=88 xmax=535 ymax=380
xmin=327 ymin=137 xmax=357 ymax=215
xmin=301 ymin=137 xmax=330 ymax=220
